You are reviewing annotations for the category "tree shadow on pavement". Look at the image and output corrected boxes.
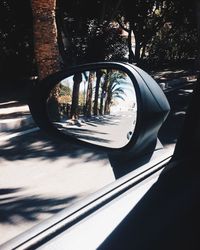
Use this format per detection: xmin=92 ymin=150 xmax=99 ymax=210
xmin=0 ymin=188 xmax=77 ymax=224
xmin=0 ymin=87 xmax=194 ymax=165
xmin=0 ymin=130 xmax=108 ymax=163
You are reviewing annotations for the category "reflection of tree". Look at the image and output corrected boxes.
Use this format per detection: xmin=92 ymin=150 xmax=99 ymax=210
xmin=47 ymin=70 xmax=128 ymax=123
xmin=85 ymin=71 xmax=95 ymax=117
xmin=104 ymin=72 xmax=126 ymax=114
xmin=101 ymin=70 xmax=126 ymax=115
xmin=93 ymin=70 xmax=103 ymax=115
xmin=57 ymin=84 xmax=72 ymax=119
xmin=70 ymin=73 xmax=82 ymax=119
xmin=47 ymin=84 xmax=61 ymax=121
xmin=100 ymin=70 xmax=110 ymax=115
xmin=60 ymin=84 xmax=72 ymax=99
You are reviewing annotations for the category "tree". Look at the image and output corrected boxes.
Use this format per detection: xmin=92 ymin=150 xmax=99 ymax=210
xmin=0 ymin=0 xmax=34 ymax=80
xmin=31 ymin=0 xmax=61 ymax=80
xmin=56 ymin=0 xmax=128 ymax=65
xmin=104 ymin=71 xmax=126 ymax=114
xmin=115 ymin=1 xmax=197 ymax=65
xmin=70 ymin=73 xmax=82 ymax=119
xmin=146 ymin=1 xmax=197 ymax=66
xmin=31 ymin=0 xmax=63 ymax=122
xmin=93 ymin=70 xmax=103 ymax=115
xmin=116 ymin=1 xmax=167 ymax=63
xmin=85 ymin=71 xmax=95 ymax=117
xmin=99 ymin=70 xmax=110 ymax=115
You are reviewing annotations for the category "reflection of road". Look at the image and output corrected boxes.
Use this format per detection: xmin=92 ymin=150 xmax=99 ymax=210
xmin=55 ymin=111 xmax=137 ymax=148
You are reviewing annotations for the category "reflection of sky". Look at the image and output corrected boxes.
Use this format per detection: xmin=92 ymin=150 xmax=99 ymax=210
xmin=111 ymin=78 xmax=136 ymax=109
xmin=60 ymin=71 xmax=137 ymax=110
xmin=61 ymin=72 xmax=90 ymax=94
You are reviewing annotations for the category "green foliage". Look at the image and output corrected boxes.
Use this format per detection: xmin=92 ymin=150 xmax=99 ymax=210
xmin=144 ymin=1 xmax=197 ymax=65
xmin=57 ymin=0 xmax=128 ymax=65
xmin=0 ymin=0 xmax=198 ymax=81
xmin=84 ymin=23 xmax=128 ymax=62
xmin=116 ymin=1 xmax=197 ymax=64
xmin=0 ymin=0 xmax=35 ymax=79
xmin=60 ymin=84 xmax=72 ymax=97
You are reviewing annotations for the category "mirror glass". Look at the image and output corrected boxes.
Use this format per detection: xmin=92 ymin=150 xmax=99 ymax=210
xmin=47 ymin=68 xmax=137 ymax=148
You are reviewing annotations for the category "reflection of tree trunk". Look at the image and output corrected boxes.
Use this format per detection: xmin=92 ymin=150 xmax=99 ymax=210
xmin=85 ymin=71 xmax=95 ymax=117
xmin=99 ymin=71 xmax=109 ymax=115
xmin=47 ymin=83 xmax=61 ymax=121
xmin=104 ymin=93 xmax=111 ymax=115
xmin=70 ymin=73 xmax=82 ymax=119
xmin=93 ymin=70 xmax=102 ymax=115
xmin=99 ymin=92 xmax=105 ymax=116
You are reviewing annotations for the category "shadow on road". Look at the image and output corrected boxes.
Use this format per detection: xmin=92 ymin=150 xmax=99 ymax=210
xmin=0 ymin=188 xmax=77 ymax=224
xmin=0 ymin=130 xmax=108 ymax=163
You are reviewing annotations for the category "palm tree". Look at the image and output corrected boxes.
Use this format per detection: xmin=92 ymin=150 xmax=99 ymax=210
xmin=104 ymin=71 xmax=126 ymax=115
xmin=93 ymin=70 xmax=103 ymax=115
xmin=31 ymin=0 xmax=61 ymax=80
xmin=99 ymin=70 xmax=110 ymax=115
xmin=70 ymin=73 xmax=82 ymax=119
xmin=31 ymin=0 xmax=62 ymax=121
xmin=85 ymin=71 xmax=95 ymax=117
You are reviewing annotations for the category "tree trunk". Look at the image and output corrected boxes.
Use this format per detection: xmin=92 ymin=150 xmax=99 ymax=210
xmin=70 ymin=73 xmax=82 ymax=119
xmin=31 ymin=0 xmax=61 ymax=80
xmin=85 ymin=71 xmax=95 ymax=117
xmin=104 ymin=96 xmax=111 ymax=115
xmin=31 ymin=0 xmax=62 ymax=122
xmin=99 ymin=91 xmax=105 ymax=116
xmin=134 ymin=36 xmax=141 ymax=64
xmin=93 ymin=70 xmax=102 ymax=115
xmin=141 ymin=43 xmax=147 ymax=60
xmin=99 ymin=71 xmax=109 ymax=115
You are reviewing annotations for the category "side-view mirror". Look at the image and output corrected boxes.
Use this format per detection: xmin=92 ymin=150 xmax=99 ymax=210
xmin=29 ymin=62 xmax=170 ymax=159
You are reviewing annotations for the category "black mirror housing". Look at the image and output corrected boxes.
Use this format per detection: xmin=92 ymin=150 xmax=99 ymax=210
xmin=29 ymin=62 xmax=170 ymax=159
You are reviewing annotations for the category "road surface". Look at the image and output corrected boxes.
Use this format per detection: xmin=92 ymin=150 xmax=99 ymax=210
xmin=0 ymin=130 xmax=115 ymax=245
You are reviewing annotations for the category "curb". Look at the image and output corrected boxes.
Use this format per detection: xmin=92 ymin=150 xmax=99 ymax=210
xmin=0 ymin=115 xmax=35 ymax=132
xmin=0 ymin=102 xmax=36 ymax=133
xmin=159 ymin=78 xmax=197 ymax=93
xmin=0 ymin=127 xmax=40 ymax=141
